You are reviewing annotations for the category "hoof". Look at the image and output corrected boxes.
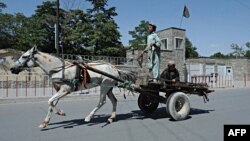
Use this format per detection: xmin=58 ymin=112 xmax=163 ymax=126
xmin=39 ymin=120 xmax=49 ymax=129
xmin=56 ymin=111 xmax=66 ymax=116
xmin=107 ymin=118 xmax=115 ymax=123
xmin=84 ymin=115 xmax=92 ymax=122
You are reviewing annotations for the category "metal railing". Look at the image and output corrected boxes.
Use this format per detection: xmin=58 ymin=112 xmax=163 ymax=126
xmin=62 ymin=54 xmax=134 ymax=66
xmin=0 ymin=75 xmax=52 ymax=98
xmin=0 ymin=75 xmax=124 ymax=98
xmin=191 ymin=74 xmax=233 ymax=88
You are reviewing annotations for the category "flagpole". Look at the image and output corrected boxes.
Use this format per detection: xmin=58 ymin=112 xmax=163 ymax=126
xmin=179 ymin=15 xmax=183 ymax=28
xmin=56 ymin=0 xmax=59 ymax=57
xmin=180 ymin=4 xmax=185 ymax=28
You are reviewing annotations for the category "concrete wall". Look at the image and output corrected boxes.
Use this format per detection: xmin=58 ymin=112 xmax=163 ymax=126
xmin=186 ymin=58 xmax=249 ymax=81
xmin=186 ymin=58 xmax=250 ymax=88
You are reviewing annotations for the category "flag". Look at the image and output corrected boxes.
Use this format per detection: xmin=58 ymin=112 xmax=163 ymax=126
xmin=183 ymin=5 xmax=190 ymax=18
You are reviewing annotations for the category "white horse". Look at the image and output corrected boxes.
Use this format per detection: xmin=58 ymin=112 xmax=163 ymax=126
xmin=10 ymin=46 xmax=136 ymax=128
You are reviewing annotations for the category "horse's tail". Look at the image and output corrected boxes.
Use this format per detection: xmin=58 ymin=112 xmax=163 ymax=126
xmin=117 ymin=69 xmax=137 ymax=83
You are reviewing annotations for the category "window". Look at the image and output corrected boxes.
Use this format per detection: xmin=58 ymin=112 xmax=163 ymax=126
xmin=175 ymin=38 xmax=184 ymax=49
xmin=226 ymin=66 xmax=233 ymax=76
xmin=205 ymin=64 xmax=215 ymax=75
xmin=190 ymin=64 xmax=202 ymax=76
xmin=161 ymin=38 xmax=168 ymax=50
xmin=217 ymin=65 xmax=226 ymax=75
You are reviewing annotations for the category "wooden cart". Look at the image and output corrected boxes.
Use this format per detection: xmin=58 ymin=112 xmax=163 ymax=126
xmin=133 ymin=81 xmax=214 ymax=121
xmin=75 ymin=62 xmax=214 ymax=121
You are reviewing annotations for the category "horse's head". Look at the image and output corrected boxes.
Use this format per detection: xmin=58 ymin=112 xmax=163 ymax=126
xmin=10 ymin=46 xmax=38 ymax=74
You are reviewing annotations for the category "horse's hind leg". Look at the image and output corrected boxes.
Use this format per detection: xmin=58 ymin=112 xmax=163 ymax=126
xmin=107 ymin=88 xmax=117 ymax=123
xmin=84 ymin=86 xmax=110 ymax=122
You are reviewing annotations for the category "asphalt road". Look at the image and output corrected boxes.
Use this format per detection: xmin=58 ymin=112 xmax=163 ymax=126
xmin=0 ymin=88 xmax=250 ymax=141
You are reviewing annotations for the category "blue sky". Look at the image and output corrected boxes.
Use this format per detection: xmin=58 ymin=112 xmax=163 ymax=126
xmin=2 ymin=0 xmax=250 ymax=57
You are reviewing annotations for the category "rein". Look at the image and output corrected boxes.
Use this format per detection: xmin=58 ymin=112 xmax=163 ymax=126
xmin=82 ymin=66 xmax=88 ymax=88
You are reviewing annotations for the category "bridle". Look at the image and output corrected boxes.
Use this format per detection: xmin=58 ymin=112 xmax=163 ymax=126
xmin=16 ymin=49 xmax=38 ymax=68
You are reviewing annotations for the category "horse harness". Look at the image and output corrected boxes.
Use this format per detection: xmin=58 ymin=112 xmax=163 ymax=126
xmin=51 ymin=63 xmax=91 ymax=91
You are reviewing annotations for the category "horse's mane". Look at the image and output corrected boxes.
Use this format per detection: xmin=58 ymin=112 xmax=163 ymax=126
xmin=117 ymin=69 xmax=137 ymax=83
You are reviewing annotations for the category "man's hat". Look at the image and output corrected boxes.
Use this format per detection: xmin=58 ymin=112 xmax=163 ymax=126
xmin=168 ymin=60 xmax=175 ymax=65
xmin=149 ymin=23 xmax=156 ymax=27
xmin=149 ymin=23 xmax=157 ymax=31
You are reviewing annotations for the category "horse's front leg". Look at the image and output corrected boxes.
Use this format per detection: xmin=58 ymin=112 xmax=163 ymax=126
xmin=39 ymin=97 xmax=60 ymax=129
xmin=107 ymin=88 xmax=117 ymax=123
xmin=39 ymin=86 xmax=70 ymax=128
xmin=39 ymin=106 xmax=53 ymax=129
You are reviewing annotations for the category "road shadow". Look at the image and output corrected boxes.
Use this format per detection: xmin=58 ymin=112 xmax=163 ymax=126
xmin=132 ymin=107 xmax=214 ymax=121
xmin=168 ymin=107 xmax=215 ymax=121
xmin=41 ymin=107 xmax=214 ymax=131
xmin=190 ymin=108 xmax=215 ymax=115
xmin=41 ymin=118 xmax=85 ymax=131
xmin=41 ymin=113 xmax=134 ymax=131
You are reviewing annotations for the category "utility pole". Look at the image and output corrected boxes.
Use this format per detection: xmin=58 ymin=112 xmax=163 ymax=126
xmin=55 ymin=0 xmax=65 ymax=79
xmin=55 ymin=0 xmax=59 ymax=57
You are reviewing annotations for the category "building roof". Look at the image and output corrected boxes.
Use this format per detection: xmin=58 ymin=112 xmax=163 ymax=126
xmin=157 ymin=27 xmax=186 ymax=33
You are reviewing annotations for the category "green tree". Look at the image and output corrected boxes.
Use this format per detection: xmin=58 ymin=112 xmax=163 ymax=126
xmin=32 ymin=1 xmax=59 ymax=52
xmin=14 ymin=16 xmax=47 ymax=51
xmin=244 ymin=42 xmax=250 ymax=58
xmin=244 ymin=50 xmax=250 ymax=58
xmin=96 ymin=47 xmax=126 ymax=57
xmin=0 ymin=0 xmax=124 ymax=56
xmin=185 ymin=38 xmax=199 ymax=58
xmin=0 ymin=2 xmax=31 ymax=50
xmin=33 ymin=1 xmax=92 ymax=54
xmin=0 ymin=2 xmax=14 ymax=49
xmin=128 ymin=20 xmax=150 ymax=49
xmin=86 ymin=0 xmax=122 ymax=54
xmin=230 ymin=43 xmax=245 ymax=58
xmin=0 ymin=13 xmax=15 ymax=49
xmin=0 ymin=2 xmax=6 ymax=12
xmin=11 ymin=1 xmax=58 ymax=52
xmin=245 ymin=42 xmax=250 ymax=49
xmin=60 ymin=9 xmax=92 ymax=54
xmin=12 ymin=13 xmax=30 ymax=50
xmin=210 ymin=52 xmax=226 ymax=58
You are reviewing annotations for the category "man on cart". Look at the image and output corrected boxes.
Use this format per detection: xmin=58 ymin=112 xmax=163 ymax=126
xmin=160 ymin=60 xmax=180 ymax=83
xmin=142 ymin=23 xmax=161 ymax=83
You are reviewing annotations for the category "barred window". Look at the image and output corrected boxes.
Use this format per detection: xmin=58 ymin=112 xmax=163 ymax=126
xmin=161 ymin=38 xmax=168 ymax=50
xmin=175 ymin=38 xmax=183 ymax=49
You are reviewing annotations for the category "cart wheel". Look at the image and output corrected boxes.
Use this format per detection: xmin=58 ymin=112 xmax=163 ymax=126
xmin=166 ymin=92 xmax=190 ymax=121
xmin=138 ymin=94 xmax=159 ymax=114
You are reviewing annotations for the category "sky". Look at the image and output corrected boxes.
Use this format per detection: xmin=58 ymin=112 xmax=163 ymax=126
xmin=2 ymin=0 xmax=250 ymax=57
